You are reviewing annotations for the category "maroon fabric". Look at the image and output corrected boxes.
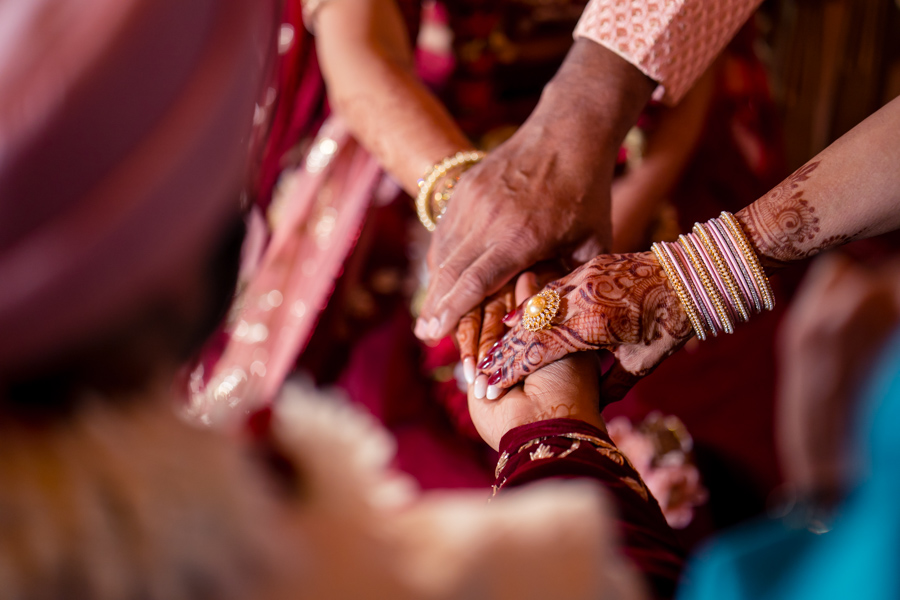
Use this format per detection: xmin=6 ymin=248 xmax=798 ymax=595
xmin=498 ymin=419 xmax=685 ymax=600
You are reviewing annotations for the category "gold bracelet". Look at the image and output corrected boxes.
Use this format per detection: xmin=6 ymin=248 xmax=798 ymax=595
xmin=718 ymin=212 xmax=775 ymax=311
xmin=416 ymin=150 xmax=484 ymax=232
xmin=651 ymin=243 xmax=707 ymax=341
xmin=678 ymin=234 xmax=735 ymax=335
xmin=693 ymin=223 xmax=750 ymax=323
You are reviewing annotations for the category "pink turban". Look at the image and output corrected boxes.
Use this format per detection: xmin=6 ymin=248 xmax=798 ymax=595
xmin=0 ymin=0 xmax=275 ymax=372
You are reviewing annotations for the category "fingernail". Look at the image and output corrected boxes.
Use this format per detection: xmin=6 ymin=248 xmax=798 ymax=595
xmin=488 ymin=370 xmax=502 ymax=386
xmin=427 ymin=317 xmax=441 ymax=339
xmin=415 ymin=318 xmax=430 ymax=339
xmin=502 ymin=310 xmax=516 ymax=323
xmin=473 ymin=375 xmax=488 ymax=399
xmin=477 ymin=355 xmax=494 ymax=370
xmin=490 ymin=340 xmax=501 ymax=351
xmin=463 ymin=358 xmax=475 ymax=384
xmin=437 ymin=311 xmax=450 ymax=336
xmin=486 ymin=384 xmax=501 ymax=400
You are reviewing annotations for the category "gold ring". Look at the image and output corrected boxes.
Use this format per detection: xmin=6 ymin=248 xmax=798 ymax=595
xmin=522 ymin=289 xmax=560 ymax=332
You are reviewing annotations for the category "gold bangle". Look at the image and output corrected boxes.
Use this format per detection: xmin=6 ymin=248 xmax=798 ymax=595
xmin=718 ymin=212 xmax=775 ymax=311
xmin=651 ymin=243 xmax=707 ymax=341
xmin=693 ymin=223 xmax=750 ymax=323
xmin=416 ymin=151 xmax=484 ymax=232
xmin=678 ymin=234 xmax=734 ymax=335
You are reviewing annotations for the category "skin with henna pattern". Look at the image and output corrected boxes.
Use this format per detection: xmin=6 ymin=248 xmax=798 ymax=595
xmin=477 ymin=94 xmax=900 ymax=396
xmin=738 ymin=161 xmax=822 ymax=267
xmin=480 ymin=253 xmax=692 ymax=401
xmin=456 ymin=284 xmax=515 ymax=384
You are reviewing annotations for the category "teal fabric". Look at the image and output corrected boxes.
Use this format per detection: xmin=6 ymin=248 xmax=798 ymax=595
xmin=679 ymin=329 xmax=900 ymax=600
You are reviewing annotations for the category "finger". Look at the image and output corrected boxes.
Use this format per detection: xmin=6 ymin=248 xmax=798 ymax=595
xmin=473 ymin=290 xmax=514 ymax=376
xmin=417 ymin=233 xmax=485 ymax=340
xmin=480 ymin=324 xmax=574 ymax=394
xmin=597 ymin=359 xmax=642 ymax=405
xmin=514 ymin=272 xmax=540 ymax=305
xmin=417 ymin=227 xmax=476 ymax=339
xmin=456 ymin=306 xmax=482 ymax=385
xmin=428 ymin=246 xmax=524 ymax=341
xmin=480 ymin=293 xmax=514 ymax=360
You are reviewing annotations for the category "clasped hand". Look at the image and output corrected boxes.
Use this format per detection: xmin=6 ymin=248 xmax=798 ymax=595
xmin=465 ymin=272 xmax=607 ymax=450
xmin=459 ymin=254 xmax=693 ymax=408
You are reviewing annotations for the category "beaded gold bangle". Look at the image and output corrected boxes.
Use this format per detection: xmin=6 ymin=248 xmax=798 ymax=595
xmin=693 ymin=223 xmax=750 ymax=323
xmin=678 ymin=234 xmax=734 ymax=335
xmin=709 ymin=219 xmax=763 ymax=313
xmin=718 ymin=211 xmax=775 ymax=311
xmin=650 ymin=212 xmax=773 ymax=341
xmin=651 ymin=243 xmax=707 ymax=341
xmin=415 ymin=150 xmax=485 ymax=232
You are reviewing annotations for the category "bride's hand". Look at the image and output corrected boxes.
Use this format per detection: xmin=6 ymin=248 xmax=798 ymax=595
xmin=474 ymin=252 xmax=693 ymax=402
xmin=466 ymin=273 xmax=606 ymax=451
xmin=455 ymin=262 xmax=565 ymax=392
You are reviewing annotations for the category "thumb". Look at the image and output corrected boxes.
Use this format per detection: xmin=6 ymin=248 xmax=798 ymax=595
xmin=514 ymin=272 xmax=540 ymax=305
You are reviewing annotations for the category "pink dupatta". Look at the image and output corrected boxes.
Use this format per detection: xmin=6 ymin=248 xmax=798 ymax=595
xmin=191 ymin=116 xmax=382 ymax=423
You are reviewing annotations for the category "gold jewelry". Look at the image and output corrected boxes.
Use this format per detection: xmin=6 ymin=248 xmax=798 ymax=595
xmin=430 ymin=174 xmax=460 ymax=222
xmin=678 ymin=234 xmax=734 ymax=335
xmin=522 ymin=289 xmax=560 ymax=332
xmin=416 ymin=150 xmax=484 ymax=232
xmin=718 ymin=211 xmax=775 ymax=311
xmin=693 ymin=223 xmax=750 ymax=323
xmin=651 ymin=242 xmax=707 ymax=341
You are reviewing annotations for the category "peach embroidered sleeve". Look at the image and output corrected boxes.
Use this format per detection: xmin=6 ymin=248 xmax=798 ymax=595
xmin=574 ymin=0 xmax=762 ymax=104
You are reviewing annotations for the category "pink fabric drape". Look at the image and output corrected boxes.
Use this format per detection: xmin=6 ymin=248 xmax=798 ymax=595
xmin=193 ymin=117 xmax=383 ymax=422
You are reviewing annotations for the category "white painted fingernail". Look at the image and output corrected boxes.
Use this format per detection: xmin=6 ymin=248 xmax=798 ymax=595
xmin=427 ymin=317 xmax=441 ymax=339
xmin=463 ymin=358 xmax=475 ymax=384
xmin=473 ymin=375 xmax=488 ymax=399
xmin=486 ymin=384 xmax=501 ymax=400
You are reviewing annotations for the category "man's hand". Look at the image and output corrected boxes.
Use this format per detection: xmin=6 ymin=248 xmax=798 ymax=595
xmin=414 ymin=40 xmax=655 ymax=341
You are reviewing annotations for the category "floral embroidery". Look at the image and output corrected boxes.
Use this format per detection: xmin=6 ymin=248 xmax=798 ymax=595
xmin=529 ymin=444 xmax=555 ymax=461
xmin=495 ymin=451 xmax=510 ymax=479
xmin=557 ymin=440 xmax=581 ymax=459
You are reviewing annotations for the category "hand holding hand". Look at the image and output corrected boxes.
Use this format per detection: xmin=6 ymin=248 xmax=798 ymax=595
xmin=466 ymin=273 xmax=606 ymax=451
xmin=475 ymin=251 xmax=693 ymax=402
xmin=414 ymin=39 xmax=656 ymax=343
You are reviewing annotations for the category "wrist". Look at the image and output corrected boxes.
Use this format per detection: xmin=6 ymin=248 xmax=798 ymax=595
xmin=540 ymin=38 xmax=654 ymax=155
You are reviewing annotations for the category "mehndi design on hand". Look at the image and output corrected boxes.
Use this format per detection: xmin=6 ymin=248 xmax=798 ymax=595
xmin=476 ymin=252 xmax=693 ymax=400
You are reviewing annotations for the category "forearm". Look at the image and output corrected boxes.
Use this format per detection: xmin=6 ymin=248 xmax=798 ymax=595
xmin=737 ymin=95 xmax=900 ymax=269
xmin=314 ymin=0 xmax=470 ymax=195
xmin=611 ymin=69 xmax=715 ymax=252
xmin=537 ymin=38 xmax=656 ymax=173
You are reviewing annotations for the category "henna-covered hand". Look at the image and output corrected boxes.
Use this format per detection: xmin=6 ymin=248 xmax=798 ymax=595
xmin=468 ymin=274 xmax=607 ymax=450
xmin=456 ymin=284 xmax=515 ymax=389
xmin=474 ymin=252 xmax=693 ymax=402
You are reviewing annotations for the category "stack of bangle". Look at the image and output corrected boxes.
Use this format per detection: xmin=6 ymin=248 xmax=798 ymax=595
xmin=651 ymin=211 xmax=774 ymax=341
xmin=416 ymin=150 xmax=485 ymax=231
